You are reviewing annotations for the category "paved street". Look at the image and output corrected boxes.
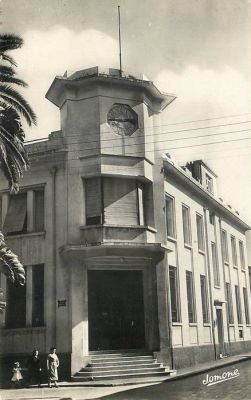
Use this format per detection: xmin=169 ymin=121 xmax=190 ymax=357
xmin=97 ymin=360 xmax=251 ymax=400
xmin=0 ymin=383 xmax=157 ymax=400
xmin=0 ymin=360 xmax=251 ymax=400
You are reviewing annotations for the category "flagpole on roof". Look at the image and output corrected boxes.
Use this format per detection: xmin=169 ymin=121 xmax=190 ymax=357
xmin=118 ymin=6 xmax=122 ymax=77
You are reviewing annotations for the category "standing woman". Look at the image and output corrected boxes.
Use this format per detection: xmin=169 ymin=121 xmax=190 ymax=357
xmin=28 ymin=349 xmax=42 ymax=387
xmin=47 ymin=347 xmax=59 ymax=388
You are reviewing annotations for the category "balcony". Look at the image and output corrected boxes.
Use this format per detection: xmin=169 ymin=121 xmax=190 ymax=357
xmin=79 ymin=224 xmax=157 ymax=245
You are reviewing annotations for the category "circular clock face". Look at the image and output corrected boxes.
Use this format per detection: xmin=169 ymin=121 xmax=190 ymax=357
xmin=107 ymin=103 xmax=138 ymax=136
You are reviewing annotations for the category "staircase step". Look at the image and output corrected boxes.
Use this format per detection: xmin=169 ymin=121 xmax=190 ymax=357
xmin=89 ymin=349 xmax=149 ymax=355
xmin=72 ymin=370 xmax=173 ymax=382
xmin=76 ymin=366 xmax=167 ymax=377
xmin=84 ymin=363 xmax=162 ymax=372
xmin=90 ymin=359 xmax=157 ymax=367
xmin=90 ymin=355 xmax=154 ymax=362
xmin=72 ymin=350 xmax=176 ymax=385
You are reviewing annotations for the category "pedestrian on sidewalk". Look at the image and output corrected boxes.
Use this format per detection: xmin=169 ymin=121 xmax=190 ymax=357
xmin=47 ymin=347 xmax=59 ymax=388
xmin=28 ymin=349 xmax=42 ymax=387
xmin=11 ymin=362 xmax=23 ymax=388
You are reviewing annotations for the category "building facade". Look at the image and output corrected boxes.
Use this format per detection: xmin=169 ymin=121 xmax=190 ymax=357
xmin=164 ymin=158 xmax=251 ymax=368
xmin=0 ymin=67 xmax=251 ymax=379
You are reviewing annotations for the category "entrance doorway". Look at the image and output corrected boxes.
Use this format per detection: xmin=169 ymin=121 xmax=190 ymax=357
xmin=216 ymin=308 xmax=224 ymax=357
xmin=88 ymin=270 xmax=145 ymax=351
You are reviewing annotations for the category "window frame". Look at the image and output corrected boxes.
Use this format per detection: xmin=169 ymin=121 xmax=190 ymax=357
xmin=239 ymin=240 xmax=246 ymax=270
xmin=243 ymin=287 xmax=250 ymax=325
xmin=200 ymin=274 xmax=209 ymax=324
xmin=205 ymin=173 xmax=214 ymax=194
xmin=169 ymin=265 xmax=181 ymax=323
xmin=4 ymin=264 xmax=45 ymax=329
xmin=165 ymin=195 xmax=176 ymax=239
xmin=186 ymin=270 xmax=197 ymax=324
xmin=226 ymin=282 xmax=234 ymax=324
xmin=231 ymin=236 xmax=238 ymax=267
xmin=211 ymin=242 xmax=220 ymax=287
xmin=196 ymin=213 xmax=205 ymax=252
xmin=221 ymin=229 xmax=229 ymax=264
xmin=235 ymin=285 xmax=243 ymax=325
xmin=182 ymin=204 xmax=192 ymax=246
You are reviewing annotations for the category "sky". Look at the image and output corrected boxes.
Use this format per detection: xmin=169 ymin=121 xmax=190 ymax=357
xmin=2 ymin=0 xmax=251 ymax=222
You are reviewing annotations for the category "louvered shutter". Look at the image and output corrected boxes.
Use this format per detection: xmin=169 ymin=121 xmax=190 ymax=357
xmin=3 ymin=193 xmax=27 ymax=234
xmin=103 ymin=178 xmax=138 ymax=225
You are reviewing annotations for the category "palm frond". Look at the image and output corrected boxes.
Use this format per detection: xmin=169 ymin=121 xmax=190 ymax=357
xmin=0 ymin=53 xmax=17 ymax=67
xmin=0 ymin=74 xmax=28 ymax=87
xmin=0 ymin=34 xmax=23 ymax=52
xmin=0 ymin=65 xmax=16 ymax=76
xmin=0 ymin=84 xmax=37 ymax=126
xmin=0 ymin=232 xmax=25 ymax=285
xmin=0 ymin=107 xmax=30 ymax=192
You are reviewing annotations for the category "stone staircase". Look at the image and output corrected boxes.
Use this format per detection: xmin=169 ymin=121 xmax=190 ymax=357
xmin=72 ymin=350 xmax=176 ymax=385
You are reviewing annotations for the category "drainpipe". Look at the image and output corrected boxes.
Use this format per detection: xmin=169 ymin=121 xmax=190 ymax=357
xmin=203 ymin=208 xmax=217 ymax=360
xmin=218 ymin=219 xmax=231 ymax=355
xmin=50 ymin=166 xmax=57 ymax=346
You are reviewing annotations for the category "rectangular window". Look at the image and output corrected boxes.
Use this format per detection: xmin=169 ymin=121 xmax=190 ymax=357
xmin=169 ymin=266 xmax=180 ymax=322
xmin=32 ymin=265 xmax=44 ymax=326
xmin=200 ymin=275 xmax=209 ymax=323
xmin=196 ymin=213 xmax=205 ymax=251
xmin=235 ymin=285 xmax=243 ymax=324
xmin=165 ymin=195 xmax=175 ymax=238
xmin=34 ymin=189 xmax=44 ymax=231
xmin=186 ymin=270 xmax=196 ymax=323
xmin=3 ymin=193 xmax=27 ymax=235
xmin=5 ymin=265 xmax=44 ymax=329
xmin=182 ymin=205 xmax=191 ymax=246
xmin=221 ymin=230 xmax=229 ymax=264
xmin=85 ymin=177 xmax=102 ymax=225
xmin=239 ymin=241 xmax=245 ymax=270
xmin=5 ymin=272 xmax=26 ymax=328
xmin=231 ymin=236 xmax=238 ymax=267
xmin=137 ymin=182 xmax=145 ymax=226
xmin=209 ymin=212 xmax=215 ymax=225
xmin=226 ymin=282 xmax=234 ymax=324
xmin=206 ymin=174 xmax=214 ymax=194
xmin=243 ymin=287 xmax=250 ymax=325
xmin=211 ymin=242 xmax=220 ymax=287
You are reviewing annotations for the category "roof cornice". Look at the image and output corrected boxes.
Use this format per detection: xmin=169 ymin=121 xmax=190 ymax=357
xmin=163 ymin=159 xmax=250 ymax=231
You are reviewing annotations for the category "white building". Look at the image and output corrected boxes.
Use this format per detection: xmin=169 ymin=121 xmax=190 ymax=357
xmin=0 ymin=67 xmax=250 ymax=384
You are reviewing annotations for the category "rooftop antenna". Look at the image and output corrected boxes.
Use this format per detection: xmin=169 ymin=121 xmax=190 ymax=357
xmin=118 ymin=5 xmax=122 ymax=77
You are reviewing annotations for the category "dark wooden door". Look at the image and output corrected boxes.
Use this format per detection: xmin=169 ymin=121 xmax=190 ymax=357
xmin=88 ymin=270 xmax=145 ymax=351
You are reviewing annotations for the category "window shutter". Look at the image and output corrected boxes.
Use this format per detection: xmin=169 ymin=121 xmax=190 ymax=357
xmin=85 ymin=178 xmax=102 ymax=224
xmin=3 ymin=193 xmax=27 ymax=234
xmin=103 ymin=178 xmax=138 ymax=225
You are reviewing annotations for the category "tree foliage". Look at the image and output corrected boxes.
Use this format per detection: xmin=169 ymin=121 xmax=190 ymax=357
xmin=0 ymin=34 xmax=37 ymax=295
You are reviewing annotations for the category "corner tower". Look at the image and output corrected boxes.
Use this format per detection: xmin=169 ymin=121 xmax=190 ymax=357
xmin=46 ymin=67 xmax=176 ymax=377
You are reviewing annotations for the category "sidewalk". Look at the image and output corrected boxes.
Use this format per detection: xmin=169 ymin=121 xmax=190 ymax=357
xmin=1 ymin=352 xmax=251 ymax=399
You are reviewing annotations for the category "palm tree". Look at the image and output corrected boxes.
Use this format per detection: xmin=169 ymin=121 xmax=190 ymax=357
xmin=0 ymin=34 xmax=37 ymax=127
xmin=0 ymin=34 xmax=37 ymax=309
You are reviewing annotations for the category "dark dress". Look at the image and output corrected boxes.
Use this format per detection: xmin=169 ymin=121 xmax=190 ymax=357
xmin=28 ymin=356 xmax=41 ymax=385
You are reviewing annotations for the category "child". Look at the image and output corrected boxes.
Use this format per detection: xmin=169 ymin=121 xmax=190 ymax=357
xmin=11 ymin=362 xmax=23 ymax=388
